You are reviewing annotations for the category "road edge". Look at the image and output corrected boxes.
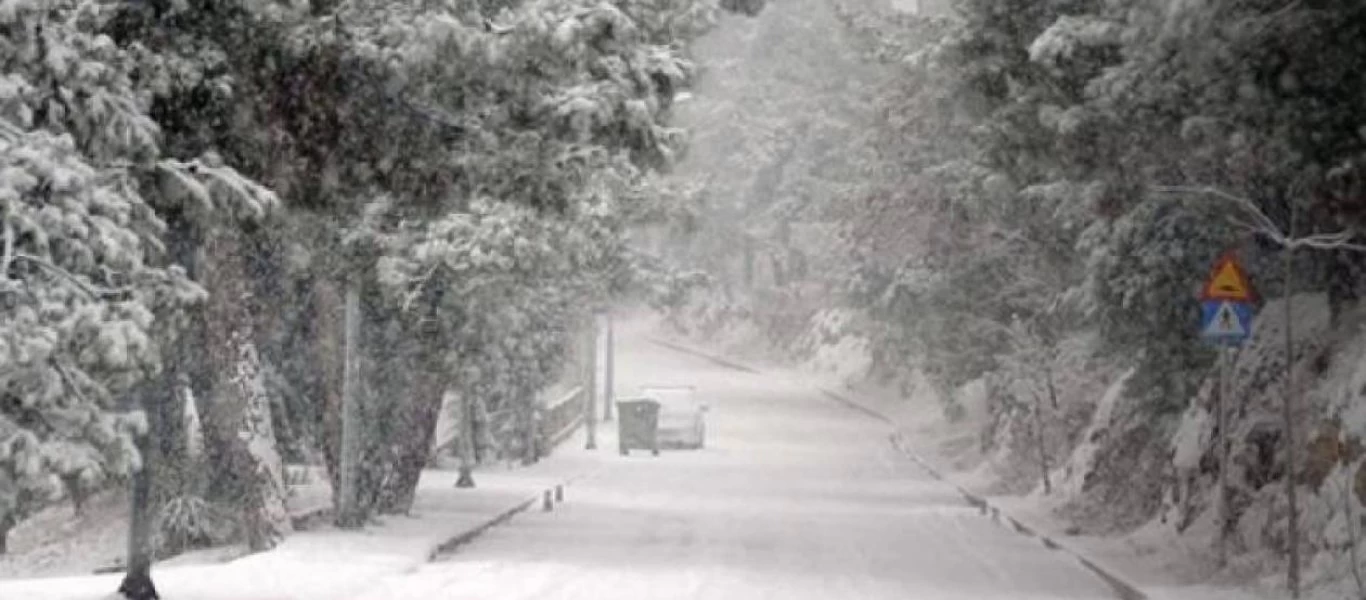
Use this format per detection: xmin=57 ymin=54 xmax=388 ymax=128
xmin=425 ymin=468 xmax=601 ymax=562
xmin=649 ymin=335 xmax=1149 ymax=600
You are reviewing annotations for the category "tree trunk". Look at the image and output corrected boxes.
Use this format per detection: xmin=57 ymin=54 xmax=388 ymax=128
xmin=743 ymin=236 xmax=755 ymax=289
xmin=233 ymin=337 xmax=292 ymax=550
xmin=119 ymin=403 xmax=160 ymax=600
xmin=523 ymin=386 xmax=540 ymax=466
xmin=456 ymin=390 xmax=476 ymax=488
xmin=152 ymin=212 xmax=199 ymax=511
xmin=0 ymin=514 xmax=13 ymax=555
xmin=198 ymin=230 xmax=290 ymax=550
xmin=1032 ymin=390 xmax=1052 ymax=495
xmin=470 ymin=395 xmax=485 ymax=465
xmin=375 ymin=341 xmax=443 ymax=515
xmin=62 ymin=474 xmax=88 ymax=517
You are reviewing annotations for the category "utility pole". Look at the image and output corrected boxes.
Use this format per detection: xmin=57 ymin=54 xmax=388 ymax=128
xmin=584 ymin=317 xmax=597 ymax=450
xmin=603 ymin=311 xmax=614 ymax=422
xmin=337 ymin=281 xmax=363 ymax=528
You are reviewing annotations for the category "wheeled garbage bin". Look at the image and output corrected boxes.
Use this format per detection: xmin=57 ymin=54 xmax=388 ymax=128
xmin=615 ymin=398 xmax=660 ymax=456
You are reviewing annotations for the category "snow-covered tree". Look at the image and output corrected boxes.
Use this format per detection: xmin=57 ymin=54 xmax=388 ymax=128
xmin=0 ymin=0 xmax=179 ymax=551
xmin=0 ymin=0 xmax=276 ymax=585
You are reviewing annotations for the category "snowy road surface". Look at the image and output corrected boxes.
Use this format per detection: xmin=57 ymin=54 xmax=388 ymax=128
xmin=352 ymin=331 xmax=1119 ymax=600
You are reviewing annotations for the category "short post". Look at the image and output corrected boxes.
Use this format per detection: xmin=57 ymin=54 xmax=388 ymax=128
xmin=554 ymin=485 xmax=564 ymax=502
xmin=542 ymin=490 xmax=554 ymax=512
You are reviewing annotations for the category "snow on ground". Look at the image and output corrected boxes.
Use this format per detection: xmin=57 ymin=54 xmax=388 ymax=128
xmin=4 ymin=314 xmax=1170 ymax=600
xmin=649 ymin=315 xmax=1273 ymax=600
xmin=0 ymin=438 xmax=605 ymax=600
xmin=0 ymin=468 xmax=335 ymax=581
xmin=0 ymin=490 xmax=134 ymax=579
xmin=353 ymin=319 xmax=1119 ymax=600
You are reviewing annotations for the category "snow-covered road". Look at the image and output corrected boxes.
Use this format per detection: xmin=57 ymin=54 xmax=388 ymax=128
xmin=351 ymin=329 xmax=1120 ymax=600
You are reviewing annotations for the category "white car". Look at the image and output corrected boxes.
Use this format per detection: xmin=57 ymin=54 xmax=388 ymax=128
xmin=641 ymin=385 xmax=707 ymax=449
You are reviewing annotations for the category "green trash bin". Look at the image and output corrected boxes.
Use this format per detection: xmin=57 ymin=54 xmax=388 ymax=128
xmin=615 ymin=398 xmax=661 ymax=456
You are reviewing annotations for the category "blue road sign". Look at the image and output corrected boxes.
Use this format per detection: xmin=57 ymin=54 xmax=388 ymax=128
xmin=1200 ymin=300 xmax=1253 ymax=346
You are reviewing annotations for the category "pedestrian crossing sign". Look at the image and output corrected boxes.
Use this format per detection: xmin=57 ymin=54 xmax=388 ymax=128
xmin=1200 ymin=300 xmax=1252 ymax=345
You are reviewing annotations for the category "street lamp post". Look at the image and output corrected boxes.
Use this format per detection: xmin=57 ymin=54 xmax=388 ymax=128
xmin=603 ymin=310 xmax=614 ymax=422
xmin=584 ymin=315 xmax=597 ymax=450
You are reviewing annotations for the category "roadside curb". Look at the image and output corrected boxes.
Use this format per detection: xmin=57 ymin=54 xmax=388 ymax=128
xmin=885 ymin=433 xmax=1148 ymax=600
xmin=648 ymin=338 xmax=761 ymax=374
xmin=818 ymin=388 xmax=893 ymax=425
xmin=651 ymin=335 xmax=1148 ymax=600
xmin=426 ymin=468 xmax=601 ymax=561
xmin=427 ymin=495 xmax=538 ymax=559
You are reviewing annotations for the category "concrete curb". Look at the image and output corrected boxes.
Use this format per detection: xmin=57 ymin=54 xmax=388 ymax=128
xmin=650 ymin=335 xmax=1149 ymax=600
xmin=427 ymin=495 xmax=539 ymax=559
xmin=818 ymin=388 xmax=894 ymax=425
xmin=427 ymin=468 xmax=601 ymax=561
xmin=885 ymin=433 xmax=1147 ymax=600
xmin=648 ymin=338 xmax=761 ymax=374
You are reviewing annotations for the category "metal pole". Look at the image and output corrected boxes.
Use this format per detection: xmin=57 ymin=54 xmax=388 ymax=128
xmin=338 ymin=281 xmax=363 ymax=527
xmin=584 ymin=319 xmax=597 ymax=450
xmin=1216 ymin=344 xmax=1230 ymax=566
xmin=603 ymin=312 xmax=614 ymax=422
xmin=1283 ymin=231 xmax=1300 ymax=598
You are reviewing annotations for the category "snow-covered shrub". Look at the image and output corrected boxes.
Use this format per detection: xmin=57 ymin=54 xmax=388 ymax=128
xmin=155 ymin=495 xmax=236 ymax=554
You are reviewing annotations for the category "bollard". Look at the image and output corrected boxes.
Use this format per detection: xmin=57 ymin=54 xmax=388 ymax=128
xmin=554 ymin=485 xmax=564 ymax=502
xmin=542 ymin=490 xmax=554 ymax=512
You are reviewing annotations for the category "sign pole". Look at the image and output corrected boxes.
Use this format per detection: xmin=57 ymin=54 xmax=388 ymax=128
xmin=1216 ymin=344 xmax=1230 ymax=566
xmin=1198 ymin=250 xmax=1256 ymax=568
xmin=1283 ymin=242 xmax=1300 ymax=598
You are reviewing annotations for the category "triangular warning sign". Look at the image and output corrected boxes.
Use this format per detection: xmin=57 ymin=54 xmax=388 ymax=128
xmin=1204 ymin=302 xmax=1246 ymax=337
xmin=1200 ymin=254 xmax=1254 ymax=301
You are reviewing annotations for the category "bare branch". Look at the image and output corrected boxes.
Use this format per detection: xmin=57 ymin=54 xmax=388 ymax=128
xmin=1289 ymin=232 xmax=1366 ymax=253
xmin=1153 ymin=184 xmax=1366 ymax=253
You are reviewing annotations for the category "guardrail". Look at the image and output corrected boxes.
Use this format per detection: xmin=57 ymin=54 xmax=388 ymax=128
xmin=536 ymin=385 xmax=584 ymax=454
